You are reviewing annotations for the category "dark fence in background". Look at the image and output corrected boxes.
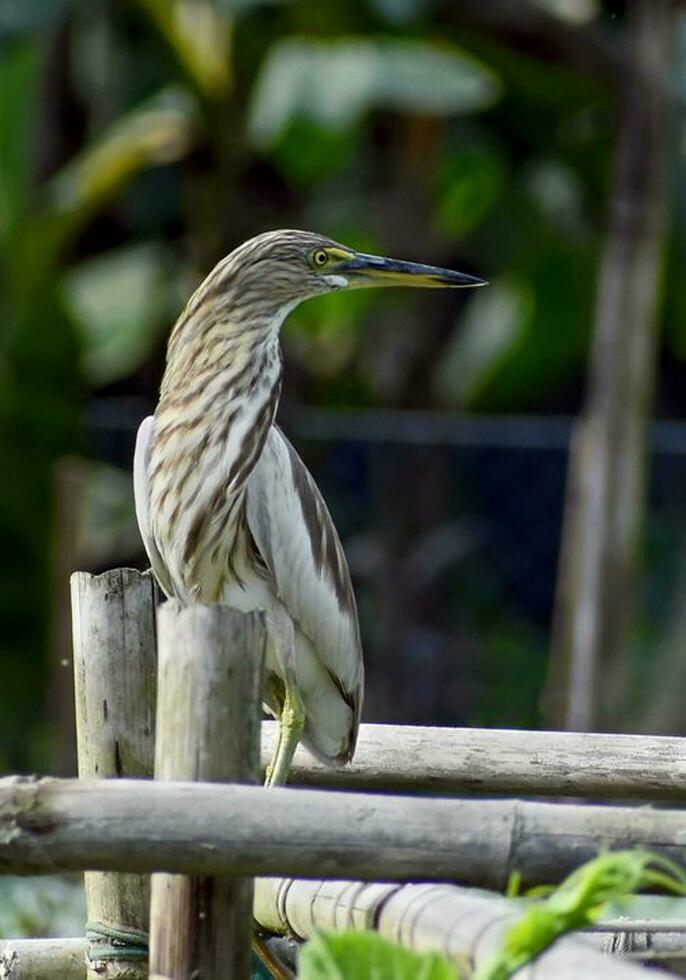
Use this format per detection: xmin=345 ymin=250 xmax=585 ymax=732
xmin=87 ymin=401 xmax=686 ymax=732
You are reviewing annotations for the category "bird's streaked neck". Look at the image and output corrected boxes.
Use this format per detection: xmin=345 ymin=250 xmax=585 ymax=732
xmin=159 ymin=304 xmax=285 ymax=432
xmin=151 ymin=314 xmax=286 ymax=601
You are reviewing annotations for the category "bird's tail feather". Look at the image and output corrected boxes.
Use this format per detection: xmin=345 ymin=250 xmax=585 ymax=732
xmin=294 ymin=631 xmax=357 ymax=767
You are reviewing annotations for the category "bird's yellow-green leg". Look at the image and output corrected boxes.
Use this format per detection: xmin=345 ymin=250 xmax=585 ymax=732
xmin=264 ymin=608 xmax=305 ymax=787
xmin=265 ymin=673 xmax=305 ymax=787
xmin=258 ymin=675 xmax=305 ymax=977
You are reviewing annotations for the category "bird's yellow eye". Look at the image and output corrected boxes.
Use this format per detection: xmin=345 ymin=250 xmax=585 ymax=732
xmin=312 ymin=249 xmax=329 ymax=268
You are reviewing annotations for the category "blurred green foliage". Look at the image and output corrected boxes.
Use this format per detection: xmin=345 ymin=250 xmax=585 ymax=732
xmin=0 ymin=877 xmax=85 ymax=939
xmin=1 ymin=0 xmax=686 ymax=769
xmin=249 ymin=37 xmax=500 ymax=143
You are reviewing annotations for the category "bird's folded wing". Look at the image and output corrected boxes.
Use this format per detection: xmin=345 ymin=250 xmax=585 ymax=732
xmin=245 ymin=426 xmax=364 ymax=715
xmin=133 ymin=415 xmax=174 ymax=597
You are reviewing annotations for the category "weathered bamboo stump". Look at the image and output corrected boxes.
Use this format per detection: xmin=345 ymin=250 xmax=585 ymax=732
xmin=71 ymin=568 xmax=157 ymax=979
xmin=149 ymin=602 xmax=265 ymax=980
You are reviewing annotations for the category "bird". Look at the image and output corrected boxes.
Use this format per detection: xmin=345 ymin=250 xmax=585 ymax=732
xmin=133 ymin=229 xmax=485 ymax=786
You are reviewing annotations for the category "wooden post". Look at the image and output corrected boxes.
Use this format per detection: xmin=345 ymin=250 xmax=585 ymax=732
xmin=149 ymin=602 xmax=265 ymax=980
xmin=71 ymin=568 xmax=158 ymax=978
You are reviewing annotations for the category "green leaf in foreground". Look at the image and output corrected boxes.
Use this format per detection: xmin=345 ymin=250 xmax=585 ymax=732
xmin=299 ymin=930 xmax=459 ymax=980
xmin=476 ymin=849 xmax=686 ymax=980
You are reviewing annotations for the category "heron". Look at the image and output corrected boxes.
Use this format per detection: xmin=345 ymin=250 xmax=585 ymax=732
xmin=133 ymin=229 xmax=485 ymax=787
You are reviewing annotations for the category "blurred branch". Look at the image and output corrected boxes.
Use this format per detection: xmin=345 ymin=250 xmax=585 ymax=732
xmin=48 ymin=88 xmax=195 ymax=222
xmin=47 ymin=458 xmax=86 ymax=776
xmin=137 ymin=0 xmax=233 ymax=102
xmin=443 ymin=0 xmax=622 ymax=79
xmin=7 ymin=88 xmax=196 ymax=303
xmin=544 ymin=0 xmax=671 ymax=731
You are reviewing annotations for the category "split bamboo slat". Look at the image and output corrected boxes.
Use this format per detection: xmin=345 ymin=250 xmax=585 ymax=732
xmin=149 ymin=602 xmax=265 ymax=980
xmin=2 ymin=566 xmax=685 ymax=979
xmin=70 ymin=568 xmax=158 ymax=978
xmin=261 ymin=720 xmax=686 ymax=800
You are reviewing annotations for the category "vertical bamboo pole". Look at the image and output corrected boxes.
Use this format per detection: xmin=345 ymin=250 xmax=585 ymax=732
xmin=545 ymin=0 xmax=671 ymax=731
xmin=149 ymin=602 xmax=265 ymax=980
xmin=71 ymin=567 xmax=158 ymax=978
xmin=49 ymin=458 xmax=86 ymax=776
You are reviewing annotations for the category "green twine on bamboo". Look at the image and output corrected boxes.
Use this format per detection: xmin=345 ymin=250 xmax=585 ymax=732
xmin=86 ymin=922 xmax=149 ymax=962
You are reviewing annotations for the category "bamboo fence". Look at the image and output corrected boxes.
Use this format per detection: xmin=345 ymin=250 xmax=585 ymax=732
xmin=4 ymin=897 xmax=686 ymax=979
xmin=4 ymin=892 xmax=686 ymax=978
xmin=2 ymin=565 xmax=686 ymax=979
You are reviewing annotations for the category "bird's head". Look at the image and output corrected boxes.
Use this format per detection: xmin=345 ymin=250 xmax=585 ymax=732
xmin=204 ymin=229 xmax=486 ymax=325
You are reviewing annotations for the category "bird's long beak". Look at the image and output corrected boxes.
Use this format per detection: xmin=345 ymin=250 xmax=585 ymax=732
xmin=336 ymin=252 xmax=487 ymax=289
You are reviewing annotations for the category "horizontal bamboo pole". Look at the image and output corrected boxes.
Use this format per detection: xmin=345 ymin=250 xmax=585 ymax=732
xmin=261 ymin=721 xmax=686 ymax=800
xmin=0 ymin=939 xmax=87 ymax=979
xmin=254 ymin=878 xmax=674 ymax=980
xmin=4 ymin=777 xmax=686 ymax=889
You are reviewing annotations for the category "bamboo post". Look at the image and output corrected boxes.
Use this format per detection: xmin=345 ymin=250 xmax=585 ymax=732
xmin=149 ymin=602 xmax=265 ymax=980
xmin=71 ymin=568 xmax=158 ymax=978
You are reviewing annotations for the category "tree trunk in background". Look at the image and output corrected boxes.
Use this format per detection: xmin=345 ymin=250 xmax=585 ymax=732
xmin=544 ymin=0 xmax=671 ymax=732
xmin=48 ymin=458 xmax=87 ymax=775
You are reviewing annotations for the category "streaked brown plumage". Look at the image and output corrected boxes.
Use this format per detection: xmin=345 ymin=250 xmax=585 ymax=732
xmin=134 ymin=229 xmax=485 ymax=784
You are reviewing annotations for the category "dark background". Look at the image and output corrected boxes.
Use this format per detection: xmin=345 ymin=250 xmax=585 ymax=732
xmin=1 ymin=0 xmax=685 ymax=774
